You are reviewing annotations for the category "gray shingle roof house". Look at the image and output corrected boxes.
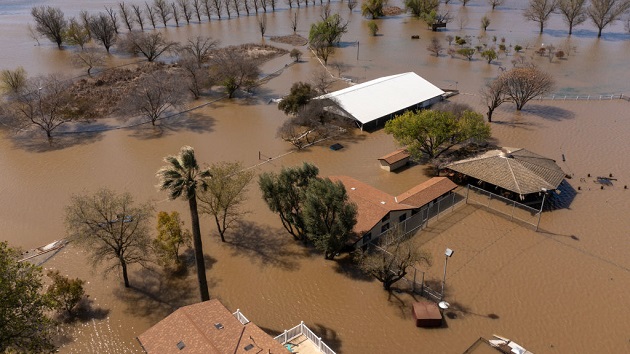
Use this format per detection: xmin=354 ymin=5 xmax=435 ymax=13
xmin=446 ymin=147 xmax=565 ymax=196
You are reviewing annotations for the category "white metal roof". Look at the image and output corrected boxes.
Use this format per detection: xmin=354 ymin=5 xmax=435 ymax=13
xmin=318 ymin=72 xmax=444 ymax=125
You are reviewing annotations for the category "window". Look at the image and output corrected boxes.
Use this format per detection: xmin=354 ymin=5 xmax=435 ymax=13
xmin=381 ymin=223 xmax=390 ymax=233
xmin=381 ymin=213 xmax=390 ymax=222
xmin=363 ymin=232 xmax=372 ymax=243
xmin=399 ymin=213 xmax=407 ymax=222
xmin=412 ymin=208 xmax=419 ymax=215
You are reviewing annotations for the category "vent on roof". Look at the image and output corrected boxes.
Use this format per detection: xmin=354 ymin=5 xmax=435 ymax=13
xmin=351 ymin=187 xmax=356 ymax=190
xmin=380 ymin=201 xmax=386 ymax=204
xmin=176 ymin=341 xmax=186 ymax=350
xmin=214 ymin=323 xmax=224 ymax=330
xmin=244 ymin=344 xmax=255 ymax=351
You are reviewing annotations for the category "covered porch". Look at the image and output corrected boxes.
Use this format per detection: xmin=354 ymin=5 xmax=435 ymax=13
xmin=274 ymin=322 xmax=336 ymax=354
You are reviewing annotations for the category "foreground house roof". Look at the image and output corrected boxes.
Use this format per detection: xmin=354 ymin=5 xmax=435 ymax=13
xmin=137 ymin=299 xmax=287 ymax=354
xmin=318 ymin=72 xmax=445 ymax=125
xmin=446 ymin=148 xmax=565 ymax=195
xmin=396 ymin=177 xmax=457 ymax=208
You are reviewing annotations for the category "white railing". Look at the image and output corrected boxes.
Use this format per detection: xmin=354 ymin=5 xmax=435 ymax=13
xmin=274 ymin=321 xmax=337 ymax=354
xmin=232 ymin=309 xmax=250 ymax=325
xmin=536 ymin=93 xmax=627 ymax=101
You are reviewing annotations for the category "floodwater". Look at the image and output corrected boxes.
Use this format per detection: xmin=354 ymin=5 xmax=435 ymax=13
xmin=1 ymin=0 xmax=629 ymax=353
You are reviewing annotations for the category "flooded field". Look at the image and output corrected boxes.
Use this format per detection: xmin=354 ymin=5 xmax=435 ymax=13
xmin=1 ymin=0 xmax=629 ymax=353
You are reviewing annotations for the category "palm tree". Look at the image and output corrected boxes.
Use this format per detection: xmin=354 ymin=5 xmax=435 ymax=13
xmin=156 ymin=146 xmax=211 ymax=301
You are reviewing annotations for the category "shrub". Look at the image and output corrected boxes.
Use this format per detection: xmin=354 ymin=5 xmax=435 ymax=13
xmin=367 ymin=21 xmax=379 ymax=36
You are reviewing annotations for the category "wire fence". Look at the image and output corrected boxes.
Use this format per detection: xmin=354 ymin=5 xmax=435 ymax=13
xmin=465 ymin=184 xmax=543 ymax=230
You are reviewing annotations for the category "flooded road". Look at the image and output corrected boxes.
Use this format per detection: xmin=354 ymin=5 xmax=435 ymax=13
xmin=1 ymin=0 xmax=630 ymax=353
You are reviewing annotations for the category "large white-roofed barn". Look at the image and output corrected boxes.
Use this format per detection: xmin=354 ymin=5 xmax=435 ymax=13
xmin=317 ymin=72 xmax=445 ymax=130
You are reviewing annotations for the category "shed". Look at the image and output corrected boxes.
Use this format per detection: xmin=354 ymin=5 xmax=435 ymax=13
xmin=412 ymin=301 xmax=443 ymax=328
xmin=378 ymin=149 xmax=411 ymax=172
xmin=317 ymin=72 xmax=445 ymax=130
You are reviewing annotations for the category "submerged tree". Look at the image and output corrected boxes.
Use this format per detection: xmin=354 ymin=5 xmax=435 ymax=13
xmin=405 ymin=0 xmax=439 ymax=17
xmin=303 ymin=178 xmax=357 ymax=259
xmin=0 ymin=66 xmax=28 ymax=96
xmin=198 ymin=161 xmax=254 ymax=242
xmin=31 ymin=6 xmax=67 ymax=48
xmin=498 ymin=67 xmax=555 ymax=110
xmin=46 ymin=270 xmax=86 ymax=317
xmin=122 ymin=70 xmax=187 ymax=125
xmin=157 ymin=146 xmax=211 ymax=302
xmin=361 ymin=0 xmax=387 ymax=19
xmin=88 ymin=12 xmax=118 ymax=53
xmin=557 ymin=0 xmax=587 ymax=35
xmin=153 ymin=211 xmax=192 ymax=270
xmin=65 ymin=189 xmax=154 ymax=288
xmin=278 ymin=82 xmax=317 ymax=115
xmin=355 ymin=227 xmax=432 ymax=290
xmin=523 ymin=0 xmax=558 ymax=34
xmin=259 ymin=162 xmax=320 ymax=242
xmin=385 ymin=108 xmax=491 ymax=160
xmin=480 ymin=78 xmax=509 ymax=122
xmin=120 ymin=32 xmax=177 ymax=62
xmin=587 ymin=0 xmax=630 ymax=37
xmin=210 ymin=50 xmax=260 ymax=98
xmin=0 ymin=242 xmax=55 ymax=353
xmin=182 ymin=36 xmax=219 ymax=67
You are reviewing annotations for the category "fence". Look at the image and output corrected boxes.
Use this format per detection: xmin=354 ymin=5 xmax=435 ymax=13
xmin=465 ymin=184 xmax=543 ymax=230
xmin=232 ymin=309 xmax=250 ymax=325
xmin=536 ymin=93 xmax=628 ymax=101
xmin=274 ymin=321 xmax=336 ymax=354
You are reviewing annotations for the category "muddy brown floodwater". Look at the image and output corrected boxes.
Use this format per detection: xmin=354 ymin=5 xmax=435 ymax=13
xmin=1 ymin=0 xmax=630 ymax=353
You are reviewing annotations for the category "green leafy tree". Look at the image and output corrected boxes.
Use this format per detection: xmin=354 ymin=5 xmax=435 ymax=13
xmin=405 ymin=0 xmax=439 ymax=17
xmin=481 ymin=15 xmax=491 ymax=31
xmin=303 ymin=178 xmax=357 ymax=259
xmin=481 ymin=49 xmax=497 ymax=63
xmin=355 ymin=226 xmax=432 ymax=290
xmin=457 ymin=47 xmax=476 ymax=60
xmin=278 ymin=82 xmax=317 ymax=115
xmin=46 ymin=270 xmax=86 ymax=317
xmin=0 ymin=242 xmax=55 ymax=353
xmin=361 ymin=0 xmax=387 ymax=19
xmin=0 ymin=67 xmax=27 ymax=96
xmin=157 ymin=146 xmax=211 ymax=301
xmin=259 ymin=162 xmax=320 ymax=243
xmin=367 ymin=20 xmax=379 ymax=36
xmin=31 ymin=6 xmax=67 ymax=49
xmin=65 ymin=188 xmax=154 ymax=288
xmin=309 ymin=13 xmax=348 ymax=47
xmin=385 ymin=109 xmax=491 ymax=160
xmin=153 ymin=211 xmax=192 ymax=269
xmin=65 ymin=17 xmax=90 ymax=49
xmin=198 ymin=161 xmax=254 ymax=242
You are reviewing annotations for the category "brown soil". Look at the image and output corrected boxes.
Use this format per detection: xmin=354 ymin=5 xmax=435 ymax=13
xmin=270 ymin=34 xmax=308 ymax=46
xmin=383 ymin=6 xmax=404 ymax=16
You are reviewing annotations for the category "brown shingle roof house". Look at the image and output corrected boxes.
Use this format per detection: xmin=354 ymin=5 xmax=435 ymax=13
xmin=137 ymin=299 xmax=288 ymax=354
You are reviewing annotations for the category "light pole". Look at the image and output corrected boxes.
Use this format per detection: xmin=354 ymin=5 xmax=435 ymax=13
xmin=441 ymin=248 xmax=454 ymax=301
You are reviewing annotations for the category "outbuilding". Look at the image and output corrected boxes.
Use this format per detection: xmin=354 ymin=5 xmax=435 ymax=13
xmin=378 ymin=148 xmax=411 ymax=172
xmin=317 ymin=72 xmax=445 ymax=130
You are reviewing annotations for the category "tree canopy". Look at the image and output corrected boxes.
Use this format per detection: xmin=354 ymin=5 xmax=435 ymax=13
xmin=0 ymin=242 xmax=55 ymax=353
xmin=31 ymin=6 xmax=67 ymax=48
xmin=278 ymin=82 xmax=317 ymax=115
xmin=385 ymin=108 xmax=491 ymax=160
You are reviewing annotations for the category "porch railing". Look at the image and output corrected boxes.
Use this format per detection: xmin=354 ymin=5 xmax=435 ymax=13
xmin=274 ymin=321 xmax=336 ymax=354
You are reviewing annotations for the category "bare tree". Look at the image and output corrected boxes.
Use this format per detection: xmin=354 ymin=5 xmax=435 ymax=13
xmin=499 ymin=67 xmax=555 ymax=110
xmin=178 ymin=0 xmax=194 ymax=23
xmin=72 ymin=48 xmax=105 ymax=76
xmin=212 ymin=0 xmax=224 ymax=19
xmin=119 ymin=2 xmax=135 ymax=31
xmin=523 ymin=0 xmax=558 ymax=34
xmin=192 ymin=0 xmax=203 ymax=21
xmin=348 ymin=0 xmax=358 ymax=11
xmin=587 ymin=0 xmax=630 ymax=37
xmin=224 ymin=0 xmax=233 ymax=18
xmin=460 ymin=0 xmax=472 ymax=5
xmin=145 ymin=2 xmax=158 ymax=28
xmin=131 ymin=4 xmax=146 ymax=30
xmin=31 ymin=6 xmax=67 ymax=49
xmin=481 ymin=15 xmax=491 ymax=31
xmin=290 ymin=12 xmax=298 ymax=33
xmin=243 ymin=0 xmax=252 ymax=15
xmin=203 ymin=0 xmax=213 ymax=20
xmin=330 ymin=61 xmax=351 ymax=77
xmin=258 ymin=13 xmax=267 ymax=37
xmin=198 ymin=162 xmax=254 ymax=242
xmin=287 ymin=0 xmax=295 ymax=8
xmin=179 ymin=55 xmax=215 ymax=98
xmin=427 ymin=37 xmax=444 ymax=56
xmin=480 ymin=78 xmax=508 ymax=122
xmin=65 ymin=189 xmax=153 ymax=288
xmin=123 ymin=70 xmax=187 ymax=125
xmin=104 ymin=6 xmax=120 ymax=34
xmin=311 ymin=69 xmax=334 ymax=94
xmin=557 ymin=0 xmax=587 ymax=35
xmin=65 ymin=17 xmax=90 ymax=49
xmin=80 ymin=10 xmax=92 ymax=38
xmin=487 ymin=0 xmax=505 ymax=10
xmin=171 ymin=2 xmax=181 ymax=26
xmin=232 ymin=0 xmax=242 ymax=17
xmin=121 ymin=32 xmax=177 ymax=61
xmin=182 ymin=36 xmax=219 ymax=66
xmin=355 ymin=227 xmax=432 ymax=291
xmin=154 ymin=0 xmax=173 ymax=26
xmin=88 ymin=13 xmax=118 ymax=53
xmin=210 ymin=50 xmax=261 ymax=98
xmin=8 ymin=75 xmax=74 ymax=139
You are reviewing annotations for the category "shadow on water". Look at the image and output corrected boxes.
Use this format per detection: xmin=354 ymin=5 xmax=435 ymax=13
xmin=225 ymin=220 xmax=306 ymax=270
xmin=523 ymin=104 xmax=576 ymax=121
xmin=332 ymin=253 xmax=374 ymax=282
xmin=113 ymin=264 xmax=216 ymax=322
xmin=544 ymin=28 xmax=630 ymax=42
xmin=9 ymin=130 xmax=105 ymax=153
xmin=126 ymin=111 xmax=216 ymax=140
xmin=446 ymin=301 xmax=500 ymax=321
xmin=309 ymin=323 xmax=343 ymax=353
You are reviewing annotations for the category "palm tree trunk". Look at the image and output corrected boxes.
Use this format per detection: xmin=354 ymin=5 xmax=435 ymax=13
xmin=189 ymin=196 xmax=210 ymax=301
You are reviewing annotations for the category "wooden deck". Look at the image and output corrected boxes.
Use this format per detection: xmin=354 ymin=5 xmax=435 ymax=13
xmin=284 ymin=334 xmax=321 ymax=354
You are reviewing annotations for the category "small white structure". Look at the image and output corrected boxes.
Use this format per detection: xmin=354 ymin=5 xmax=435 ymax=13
xmin=318 ymin=72 xmax=445 ymax=130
